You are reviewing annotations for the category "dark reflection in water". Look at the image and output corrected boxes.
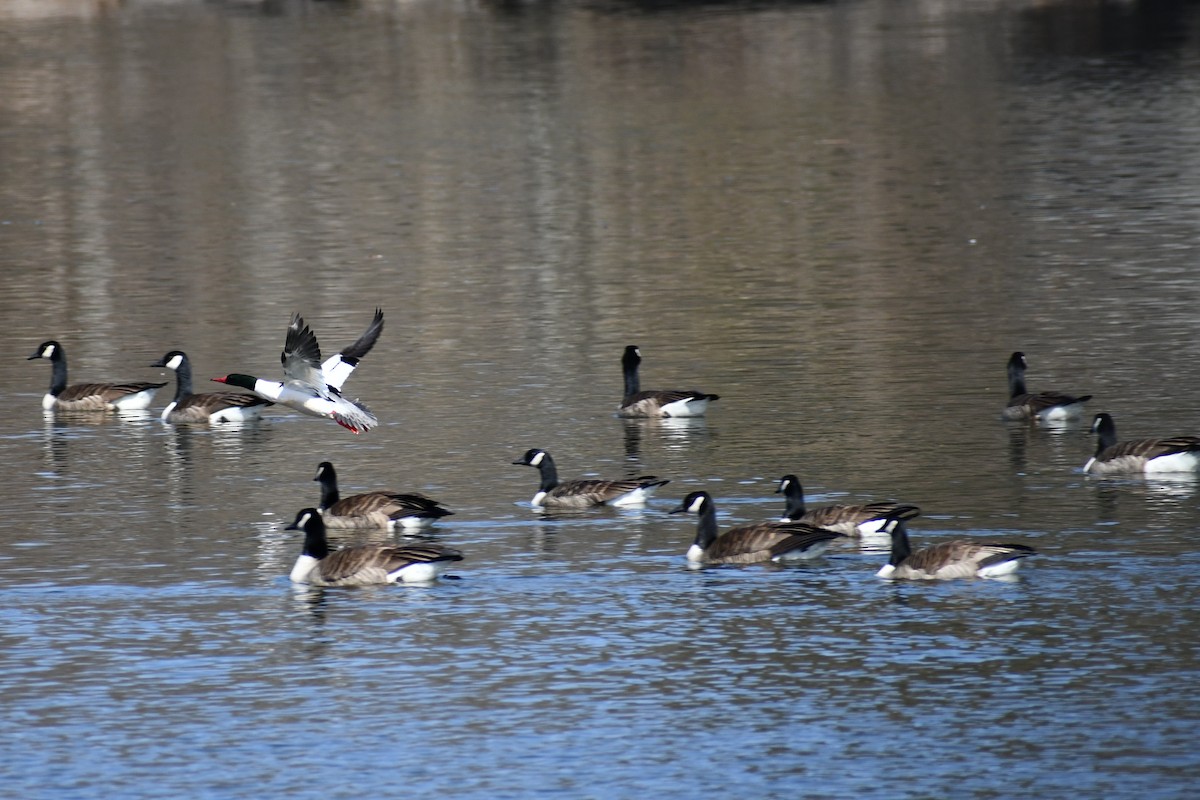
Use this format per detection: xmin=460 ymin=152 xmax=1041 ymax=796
xmin=2 ymin=0 xmax=1200 ymax=798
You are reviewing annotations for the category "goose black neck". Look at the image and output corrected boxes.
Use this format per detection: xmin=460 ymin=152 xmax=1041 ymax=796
xmin=693 ymin=499 xmax=720 ymax=551
xmin=887 ymin=519 xmax=913 ymax=567
xmin=535 ymin=455 xmax=560 ymax=492
xmin=303 ymin=517 xmax=331 ymax=560
xmin=315 ymin=469 xmax=340 ymax=509
xmin=1007 ymin=356 xmax=1027 ymax=399
xmin=622 ymin=347 xmax=641 ymax=400
xmin=780 ymin=480 xmax=807 ymax=519
xmin=172 ymin=355 xmax=194 ymax=402
xmin=46 ymin=348 xmax=68 ymax=397
xmin=1094 ymin=415 xmax=1118 ymax=455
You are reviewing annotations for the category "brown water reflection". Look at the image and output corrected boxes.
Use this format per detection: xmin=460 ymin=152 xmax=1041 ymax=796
xmin=2 ymin=1 xmax=1200 ymax=797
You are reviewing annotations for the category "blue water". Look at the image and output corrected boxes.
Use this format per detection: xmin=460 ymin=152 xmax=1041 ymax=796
xmin=2 ymin=0 xmax=1200 ymax=797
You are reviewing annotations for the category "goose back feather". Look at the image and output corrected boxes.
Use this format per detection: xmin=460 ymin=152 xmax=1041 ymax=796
xmin=28 ymin=341 xmax=165 ymax=411
xmin=1084 ymin=412 xmax=1200 ymax=475
xmin=775 ymin=474 xmax=921 ymax=534
xmin=670 ymin=491 xmax=846 ymax=564
xmin=1002 ymin=351 xmax=1091 ymax=421
xmin=314 ymin=461 xmax=453 ymax=529
xmin=152 ymin=350 xmax=271 ymax=423
xmin=618 ymin=345 xmax=719 ymax=418
xmin=286 ymin=508 xmax=462 ymax=586
xmin=512 ymin=448 xmax=669 ymax=508
xmin=876 ymin=512 xmax=1036 ymax=580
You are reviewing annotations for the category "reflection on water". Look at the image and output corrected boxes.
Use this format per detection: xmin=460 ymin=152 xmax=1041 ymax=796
xmin=1 ymin=0 xmax=1200 ymax=798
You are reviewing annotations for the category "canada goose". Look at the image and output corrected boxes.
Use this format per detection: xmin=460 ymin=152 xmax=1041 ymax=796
xmin=618 ymin=345 xmax=719 ymax=418
xmin=27 ymin=340 xmax=166 ymax=412
xmin=775 ymin=474 xmax=921 ymax=535
xmin=313 ymin=461 xmax=453 ymax=530
xmin=150 ymin=350 xmax=272 ymax=423
xmin=212 ymin=308 xmax=383 ymax=434
xmin=670 ymin=490 xmax=846 ymax=565
xmin=876 ymin=512 xmax=1036 ymax=580
xmin=511 ymin=448 xmax=669 ymax=509
xmin=286 ymin=508 xmax=463 ymax=586
xmin=1002 ymin=351 xmax=1092 ymax=421
xmin=1084 ymin=412 xmax=1200 ymax=475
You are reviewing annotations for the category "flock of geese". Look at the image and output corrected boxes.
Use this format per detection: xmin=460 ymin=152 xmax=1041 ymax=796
xmin=27 ymin=311 xmax=1200 ymax=587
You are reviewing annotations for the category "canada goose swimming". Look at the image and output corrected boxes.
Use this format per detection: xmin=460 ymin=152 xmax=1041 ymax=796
xmin=27 ymin=340 xmax=166 ymax=412
xmin=286 ymin=508 xmax=463 ymax=586
xmin=151 ymin=350 xmax=272 ymax=423
xmin=618 ymin=345 xmax=719 ymax=418
xmin=775 ymin=474 xmax=921 ymax=535
xmin=1002 ymin=351 xmax=1092 ymax=421
xmin=1084 ymin=412 xmax=1200 ymax=475
xmin=212 ymin=308 xmax=383 ymax=434
xmin=670 ymin=490 xmax=846 ymax=565
xmin=512 ymin=448 xmax=669 ymax=509
xmin=313 ymin=461 xmax=453 ymax=530
xmin=876 ymin=512 xmax=1036 ymax=580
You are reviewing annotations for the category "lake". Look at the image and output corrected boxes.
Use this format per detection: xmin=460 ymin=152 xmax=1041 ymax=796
xmin=1 ymin=0 xmax=1199 ymax=797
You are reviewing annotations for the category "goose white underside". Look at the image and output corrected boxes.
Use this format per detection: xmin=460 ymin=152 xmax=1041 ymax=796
xmin=160 ymin=401 xmax=264 ymax=424
xmin=659 ymin=397 xmax=710 ymax=417
xmin=289 ymin=554 xmax=452 ymax=585
xmin=876 ymin=559 xmax=1026 ymax=580
xmin=609 ymin=486 xmax=660 ymax=507
xmin=46 ymin=388 xmax=159 ymax=411
xmin=772 ymin=542 xmax=832 ymax=562
xmin=531 ymin=486 xmax=660 ymax=508
xmin=111 ymin=388 xmax=161 ymax=410
xmin=1085 ymin=452 xmax=1200 ymax=475
xmin=1037 ymin=402 xmax=1087 ymax=421
xmin=686 ymin=543 xmax=706 ymax=563
xmin=388 ymin=561 xmax=452 ymax=584
xmin=975 ymin=559 xmax=1024 ymax=578
xmin=394 ymin=515 xmax=438 ymax=530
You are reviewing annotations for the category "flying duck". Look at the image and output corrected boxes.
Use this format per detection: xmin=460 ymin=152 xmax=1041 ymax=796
xmin=286 ymin=508 xmax=463 ymax=586
xmin=512 ymin=448 xmax=669 ymax=509
xmin=618 ymin=345 xmax=719 ymax=418
xmin=670 ymin=490 xmax=846 ymax=565
xmin=212 ymin=308 xmax=383 ymax=434
xmin=313 ymin=461 xmax=453 ymax=530
xmin=1002 ymin=351 xmax=1092 ymax=422
xmin=1084 ymin=412 xmax=1200 ymax=475
xmin=151 ymin=350 xmax=272 ymax=423
xmin=876 ymin=511 xmax=1036 ymax=580
xmin=775 ymin=474 xmax=921 ymax=535
xmin=27 ymin=340 xmax=166 ymax=412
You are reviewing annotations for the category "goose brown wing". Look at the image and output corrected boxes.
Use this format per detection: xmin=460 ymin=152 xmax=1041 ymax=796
xmin=701 ymin=521 xmax=840 ymax=564
xmin=1009 ymin=391 xmax=1091 ymax=415
xmin=175 ymin=391 xmax=271 ymax=414
xmin=60 ymin=381 xmax=165 ymax=403
xmin=800 ymin=502 xmax=919 ymax=530
xmin=546 ymin=476 xmax=663 ymax=504
xmin=1100 ymin=436 xmax=1200 ymax=462
xmin=378 ymin=543 xmax=464 ymax=572
xmin=765 ymin=522 xmax=846 ymax=559
xmin=899 ymin=540 xmax=1033 ymax=579
xmin=329 ymin=491 xmax=448 ymax=518
xmin=627 ymin=389 xmax=715 ymax=406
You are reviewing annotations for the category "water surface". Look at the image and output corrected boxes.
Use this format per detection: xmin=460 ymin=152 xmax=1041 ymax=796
xmin=2 ymin=0 xmax=1199 ymax=797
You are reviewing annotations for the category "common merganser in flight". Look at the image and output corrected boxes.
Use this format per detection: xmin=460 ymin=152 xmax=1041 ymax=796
xmin=212 ymin=309 xmax=384 ymax=434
